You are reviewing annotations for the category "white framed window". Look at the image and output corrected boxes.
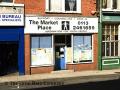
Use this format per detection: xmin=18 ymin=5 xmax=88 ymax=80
xmin=31 ymin=35 xmax=53 ymax=66
xmin=102 ymin=0 xmax=120 ymax=10
xmin=46 ymin=0 xmax=81 ymax=13
xmin=102 ymin=24 xmax=120 ymax=57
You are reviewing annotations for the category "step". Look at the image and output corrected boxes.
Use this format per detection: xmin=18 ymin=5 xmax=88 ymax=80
xmin=51 ymin=70 xmax=74 ymax=74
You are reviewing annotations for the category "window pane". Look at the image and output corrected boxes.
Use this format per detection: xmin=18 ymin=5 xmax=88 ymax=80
xmin=107 ymin=0 xmax=112 ymax=8
xmin=106 ymin=35 xmax=110 ymax=41
xmin=102 ymin=42 xmax=105 ymax=56
xmin=50 ymin=0 xmax=62 ymax=11
xmin=40 ymin=36 xmax=52 ymax=48
xmin=115 ymin=42 xmax=118 ymax=56
xmin=84 ymin=36 xmax=91 ymax=50
xmin=111 ymin=25 xmax=115 ymax=41
xmin=31 ymin=37 xmax=39 ymax=48
xmin=2 ymin=0 xmax=13 ymax=2
xmin=111 ymin=42 xmax=114 ymax=56
xmin=113 ymin=0 xmax=117 ymax=9
xmin=102 ymin=0 xmax=107 ymax=8
xmin=115 ymin=35 xmax=118 ymax=40
xmin=106 ymin=42 xmax=110 ymax=56
xmin=65 ymin=0 xmax=76 ymax=11
xmin=73 ymin=36 xmax=83 ymax=49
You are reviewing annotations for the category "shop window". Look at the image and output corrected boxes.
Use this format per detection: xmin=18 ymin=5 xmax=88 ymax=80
xmin=73 ymin=35 xmax=92 ymax=63
xmin=0 ymin=0 xmax=13 ymax=2
xmin=102 ymin=24 xmax=120 ymax=57
xmin=45 ymin=0 xmax=81 ymax=13
xmin=31 ymin=35 xmax=53 ymax=66
xmin=102 ymin=0 xmax=120 ymax=10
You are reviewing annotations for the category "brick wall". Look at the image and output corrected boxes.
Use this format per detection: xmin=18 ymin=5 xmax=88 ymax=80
xmin=31 ymin=67 xmax=54 ymax=74
xmin=25 ymin=34 xmax=31 ymax=75
xmin=16 ymin=0 xmax=96 ymax=16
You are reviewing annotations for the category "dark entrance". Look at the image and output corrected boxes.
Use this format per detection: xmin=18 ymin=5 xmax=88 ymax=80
xmin=0 ymin=42 xmax=18 ymax=76
xmin=54 ymin=35 xmax=71 ymax=70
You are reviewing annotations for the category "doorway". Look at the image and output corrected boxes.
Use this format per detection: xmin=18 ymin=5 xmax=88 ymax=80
xmin=0 ymin=42 xmax=18 ymax=76
xmin=54 ymin=35 xmax=71 ymax=70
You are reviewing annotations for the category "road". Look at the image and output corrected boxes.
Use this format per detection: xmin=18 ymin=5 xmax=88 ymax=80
xmin=0 ymin=79 xmax=120 ymax=90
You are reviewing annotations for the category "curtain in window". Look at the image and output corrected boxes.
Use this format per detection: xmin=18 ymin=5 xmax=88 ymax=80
xmin=102 ymin=0 xmax=107 ymax=8
xmin=50 ymin=0 xmax=62 ymax=12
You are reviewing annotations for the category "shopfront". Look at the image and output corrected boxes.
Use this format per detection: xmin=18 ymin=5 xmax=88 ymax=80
xmin=0 ymin=5 xmax=24 ymax=75
xmin=101 ymin=15 xmax=120 ymax=70
xmin=25 ymin=16 xmax=98 ymax=74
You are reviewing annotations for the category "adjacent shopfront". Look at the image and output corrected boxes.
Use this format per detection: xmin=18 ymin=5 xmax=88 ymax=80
xmin=101 ymin=15 xmax=120 ymax=70
xmin=0 ymin=4 xmax=24 ymax=75
xmin=25 ymin=16 xmax=98 ymax=74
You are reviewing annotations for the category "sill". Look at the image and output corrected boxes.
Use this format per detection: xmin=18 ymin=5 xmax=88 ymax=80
xmin=30 ymin=65 xmax=54 ymax=67
xmin=45 ymin=11 xmax=81 ymax=14
xmin=102 ymin=9 xmax=120 ymax=11
xmin=0 ymin=2 xmax=24 ymax=7
xmin=102 ymin=56 xmax=120 ymax=59
xmin=67 ymin=61 xmax=93 ymax=64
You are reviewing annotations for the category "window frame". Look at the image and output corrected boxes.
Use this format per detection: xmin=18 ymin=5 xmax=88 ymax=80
xmin=45 ymin=0 xmax=81 ymax=13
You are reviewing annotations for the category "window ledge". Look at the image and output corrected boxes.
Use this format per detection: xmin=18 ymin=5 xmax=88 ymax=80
xmin=102 ymin=9 xmax=120 ymax=12
xmin=45 ymin=11 xmax=81 ymax=14
xmin=102 ymin=56 xmax=120 ymax=59
xmin=0 ymin=2 xmax=24 ymax=7
xmin=30 ymin=65 xmax=54 ymax=67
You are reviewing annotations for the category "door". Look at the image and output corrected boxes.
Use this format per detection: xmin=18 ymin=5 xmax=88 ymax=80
xmin=54 ymin=35 xmax=71 ymax=70
xmin=0 ymin=42 xmax=18 ymax=76
xmin=55 ymin=45 xmax=65 ymax=70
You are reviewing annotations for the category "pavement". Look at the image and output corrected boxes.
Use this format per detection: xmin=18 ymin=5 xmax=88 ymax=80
xmin=0 ymin=69 xmax=120 ymax=89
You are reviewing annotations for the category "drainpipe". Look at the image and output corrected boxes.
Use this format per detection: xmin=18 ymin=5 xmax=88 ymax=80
xmin=98 ymin=0 xmax=102 ymax=70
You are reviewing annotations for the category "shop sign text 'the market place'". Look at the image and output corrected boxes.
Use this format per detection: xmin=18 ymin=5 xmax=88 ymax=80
xmin=25 ymin=16 xmax=98 ymax=33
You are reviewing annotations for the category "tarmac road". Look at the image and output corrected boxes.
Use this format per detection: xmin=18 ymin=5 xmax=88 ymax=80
xmin=0 ymin=78 xmax=120 ymax=90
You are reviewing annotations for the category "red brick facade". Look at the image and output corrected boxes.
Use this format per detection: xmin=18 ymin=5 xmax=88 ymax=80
xmin=16 ymin=0 xmax=98 ymax=74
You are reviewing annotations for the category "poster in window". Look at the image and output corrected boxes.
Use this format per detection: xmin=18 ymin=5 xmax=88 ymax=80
xmin=66 ymin=47 xmax=72 ymax=63
xmin=73 ymin=48 xmax=92 ymax=63
xmin=31 ymin=48 xmax=52 ymax=66
xmin=79 ymin=50 xmax=92 ymax=61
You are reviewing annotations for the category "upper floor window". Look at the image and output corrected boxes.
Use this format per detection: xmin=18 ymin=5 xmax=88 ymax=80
xmin=102 ymin=0 xmax=120 ymax=10
xmin=46 ymin=0 xmax=81 ymax=13
xmin=0 ymin=0 xmax=13 ymax=2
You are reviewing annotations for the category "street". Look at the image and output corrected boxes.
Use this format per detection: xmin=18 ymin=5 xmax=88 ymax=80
xmin=25 ymin=79 xmax=120 ymax=90
xmin=0 ymin=79 xmax=120 ymax=90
